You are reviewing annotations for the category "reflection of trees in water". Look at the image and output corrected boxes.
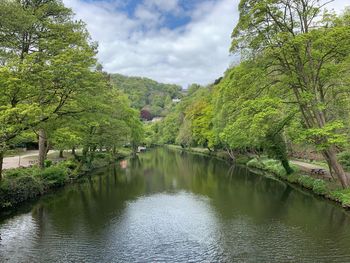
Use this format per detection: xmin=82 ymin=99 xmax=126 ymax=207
xmin=26 ymin=148 xmax=350 ymax=247
xmin=29 ymin=167 xmax=146 ymax=235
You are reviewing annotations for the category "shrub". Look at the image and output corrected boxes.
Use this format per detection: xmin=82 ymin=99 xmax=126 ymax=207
xmin=0 ymin=176 xmax=44 ymax=208
xmin=247 ymin=158 xmax=287 ymax=177
xmin=264 ymin=160 xmax=286 ymax=177
xmin=40 ymin=166 xmax=68 ymax=187
xmin=247 ymin=158 xmax=265 ymax=170
xmin=298 ymin=175 xmax=315 ymax=189
xmin=59 ymin=160 xmax=78 ymax=170
xmin=44 ymin=159 xmax=53 ymax=167
xmin=95 ymin=152 xmax=109 ymax=159
xmin=4 ymin=168 xmax=30 ymax=178
xmin=286 ymin=173 xmax=300 ymax=183
xmin=4 ymin=167 xmax=40 ymax=178
xmin=312 ymin=179 xmax=328 ymax=195
xmin=330 ymin=189 xmax=350 ymax=207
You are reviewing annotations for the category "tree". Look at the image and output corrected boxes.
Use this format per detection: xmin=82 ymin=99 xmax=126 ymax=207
xmin=0 ymin=0 xmax=100 ymax=171
xmin=185 ymin=99 xmax=215 ymax=149
xmin=176 ymin=119 xmax=193 ymax=148
xmin=231 ymin=1 xmax=350 ymax=187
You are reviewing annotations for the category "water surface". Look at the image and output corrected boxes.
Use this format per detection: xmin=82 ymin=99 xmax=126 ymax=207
xmin=1 ymin=148 xmax=350 ymax=262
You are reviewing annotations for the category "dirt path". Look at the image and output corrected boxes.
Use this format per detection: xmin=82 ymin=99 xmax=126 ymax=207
xmin=3 ymin=150 xmax=57 ymax=170
xmin=291 ymin=160 xmax=328 ymax=171
xmin=291 ymin=159 xmax=350 ymax=180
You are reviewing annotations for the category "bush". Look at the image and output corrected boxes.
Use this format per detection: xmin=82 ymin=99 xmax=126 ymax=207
xmin=264 ymin=159 xmax=286 ymax=177
xmin=298 ymin=175 xmax=315 ymax=189
xmin=4 ymin=167 xmax=41 ymax=178
xmin=247 ymin=158 xmax=286 ymax=177
xmin=0 ymin=176 xmax=44 ymax=208
xmin=44 ymin=159 xmax=53 ymax=168
xmin=330 ymin=189 xmax=350 ymax=207
xmin=4 ymin=168 xmax=30 ymax=178
xmin=95 ymin=152 xmax=109 ymax=159
xmin=247 ymin=158 xmax=265 ymax=170
xmin=338 ymin=151 xmax=350 ymax=172
xmin=40 ymin=166 xmax=68 ymax=187
xmin=59 ymin=160 xmax=78 ymax=170
xmin=286 ymin=173 xmax=300 ymax=183
xmin=312 ymin=179 xmax=328 ymax=195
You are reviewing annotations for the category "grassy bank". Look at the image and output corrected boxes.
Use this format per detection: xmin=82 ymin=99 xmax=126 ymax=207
xmin=166 ymin=145 xmax=250 ymax=164
xmin=0 ymin=149 xmax=132 ymax=209
xmin=166 ymin=145 xmax=350 ymax=209
xmin=247 ymin=158 xmax=350 ymax=208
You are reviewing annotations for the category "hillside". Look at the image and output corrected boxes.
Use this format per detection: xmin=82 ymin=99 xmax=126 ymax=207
xmin=110 ymin=74 xmax=183 ymax=117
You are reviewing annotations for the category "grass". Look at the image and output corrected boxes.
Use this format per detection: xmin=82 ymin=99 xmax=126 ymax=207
xmin=330 ymin=189 xmax=350 ymax=207
xmin=247 ymin=158 xmax=294 ymax=178
xmin=247 ymin=157 xmax=350 ymax=208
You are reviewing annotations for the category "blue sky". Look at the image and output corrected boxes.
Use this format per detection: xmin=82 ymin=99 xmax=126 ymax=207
xmin=63 ymin=0 xmax=348 ymax=87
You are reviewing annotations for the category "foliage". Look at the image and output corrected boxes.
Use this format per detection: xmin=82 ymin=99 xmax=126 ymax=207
xmin=110 ymin=73 xmax=183 ymax=117
xmin=247 ymin=158 xmax=286 ymax=177
xmin=0 ymin=175 xmax=44 ymax=208
xmin=44 ymin=160 xmax=53 ymax=168
xmin=312 ymin=179 xmax=328 ymax=195
xmin=230 ymin=0 xmax=350 ymax=187
xmin=0 ymin=158 xmax=84 ymax=208
xmin=338 ymin=151 xmax=350 ymax=172
xmin=330 ymin=188 xmax=350 ymax=206
xmin=297 ymin=176 xmax=315 ymax=189
xmin=40 ymin=166 xmax=68 ymax=187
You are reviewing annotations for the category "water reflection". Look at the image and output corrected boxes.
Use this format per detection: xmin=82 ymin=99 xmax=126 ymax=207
xmin=1 ymin=148 xmax=350 ymax=262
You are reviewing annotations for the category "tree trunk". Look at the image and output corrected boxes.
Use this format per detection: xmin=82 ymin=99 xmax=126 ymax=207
xmin=0 ymin=151 xmax=4 ymax=181
xmin=322 ymin=146 xmax=349 ymax=188
xmin=281 ymin=159 xmax=294 ymax=175
xmin=59 ymin=150 xmax=64 ymax=158
xmin=325 ymin=158 xmax=335 ymax=180
xmin=38 ymin=128 xmax=47 ymax=169
xmin=72 ymin=146 xmax=76 ymax=156
xmin=132 ymin=142 xmax=137 ymax=157
xmin=82 ymin=146 xmax=88 ymax=162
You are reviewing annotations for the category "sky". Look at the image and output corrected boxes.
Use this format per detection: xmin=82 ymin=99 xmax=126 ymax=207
xmin=63 ymin=0 xmax=348 ymax=88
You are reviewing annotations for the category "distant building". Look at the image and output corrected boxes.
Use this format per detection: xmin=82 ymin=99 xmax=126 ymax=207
xmin=172 ymin=98 xmax=181 ymax=103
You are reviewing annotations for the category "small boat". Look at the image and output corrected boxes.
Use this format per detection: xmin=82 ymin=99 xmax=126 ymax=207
xmin=137 ymin=146 xmax=147 ymax=153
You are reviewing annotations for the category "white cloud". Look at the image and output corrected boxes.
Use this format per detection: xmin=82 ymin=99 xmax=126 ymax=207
xmin=62 ymin=0 xmax=349 ymax=87
xmin=144 ymin=0 xmax=181 ymax=13
xmin=63 ymin=0 xmax=239 ymax=87
xmin=331 ymin=0 xmax=349 ymax=13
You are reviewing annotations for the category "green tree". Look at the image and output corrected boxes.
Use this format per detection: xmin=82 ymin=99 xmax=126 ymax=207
xmin=231 ymin=1 xmax=350 ymax=187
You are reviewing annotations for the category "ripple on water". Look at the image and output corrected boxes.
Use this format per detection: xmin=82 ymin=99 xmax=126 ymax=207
xmin=2 ymin=148 xmax=350 ymax=262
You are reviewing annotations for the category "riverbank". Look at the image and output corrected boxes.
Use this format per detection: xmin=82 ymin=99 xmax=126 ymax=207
xmin=166 ymin=145 xmax=350 ymax=209
xmin=0 ymin=149 xmax=132 ymax=209
xmin=165 ymin=145 xmax=250 ymax=164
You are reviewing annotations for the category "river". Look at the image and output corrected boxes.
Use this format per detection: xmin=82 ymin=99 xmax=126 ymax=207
xmin=1 ymin=148 xmax=350 ymax=262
